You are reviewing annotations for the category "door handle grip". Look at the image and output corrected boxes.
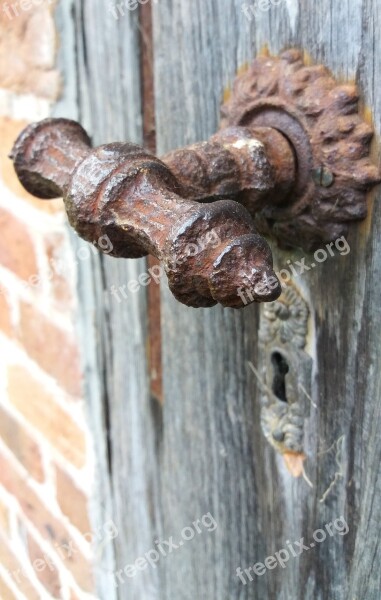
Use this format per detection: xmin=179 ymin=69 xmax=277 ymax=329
xmin=10 ymin=50 xmax=381 ymax=308
xmin=10 ymin=118 xmax=282 ymax=308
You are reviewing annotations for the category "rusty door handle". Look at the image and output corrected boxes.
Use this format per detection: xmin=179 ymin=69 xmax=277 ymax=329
xmin=10 ymin=119 xmax=285 ymax=308
xmin=10 ymin=50 xmax=381 ymax=309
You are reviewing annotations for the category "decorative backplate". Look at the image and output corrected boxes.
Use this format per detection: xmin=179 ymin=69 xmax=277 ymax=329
xmin=256 ymin=283 xmax=313 ymax=475
xmin=222 ymin=49 xmax=381 ymax=251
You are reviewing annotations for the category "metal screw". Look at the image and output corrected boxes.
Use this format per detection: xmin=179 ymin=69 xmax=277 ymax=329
xmin=312 ymin=166 xmax=335 ymax=188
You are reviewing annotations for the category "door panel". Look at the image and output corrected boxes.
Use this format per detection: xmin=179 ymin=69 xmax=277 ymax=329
xmin=57 ymin=1 xmax=381 ymax=598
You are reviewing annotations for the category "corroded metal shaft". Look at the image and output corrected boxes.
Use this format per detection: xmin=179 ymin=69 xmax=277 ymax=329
xmin=11 ymin=118 xmax=289 ymax=308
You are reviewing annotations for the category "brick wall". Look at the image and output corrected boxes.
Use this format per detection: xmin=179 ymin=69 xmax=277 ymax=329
xmin=0 ymin=1 xmax=96 ymax=598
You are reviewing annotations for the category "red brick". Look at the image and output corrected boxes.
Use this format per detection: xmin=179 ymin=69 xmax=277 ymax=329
xmin=0 ymin=495 xmax=9 ymax=533
xmin=0 ymin=534 xmax=40 ymax=600
xmin=27 ymin=532 xmax=61 ymax=598
xmin=55 ymin=464 xmax=91 ymax=534
xmin=18 ymin=301 xmax=83 ymax=397
xmin=0 ymin=451 xmax=94 ymax=593
xmin=7 ymin=365 xmax=86 ymax=468
xmin=0 ymin=574 xmax=18 ymax=600
xmin=0 ymin=405 xmax=44 ymax=482
xmin=0 ymin=117 xmax=64 ymax=214
xmin=44 ymin=233 xmax=74 ymax=309
xmin=0 ymin=208 xmax=38 ymax=281
xmin=0 ymin=291 xmax=12 ymax=336
xmin=0 ymin=6 xmax=60 ymax=100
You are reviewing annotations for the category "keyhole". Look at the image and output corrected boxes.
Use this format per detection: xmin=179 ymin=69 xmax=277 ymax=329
xmin=271 ymin=352 xmax=289 ymax=403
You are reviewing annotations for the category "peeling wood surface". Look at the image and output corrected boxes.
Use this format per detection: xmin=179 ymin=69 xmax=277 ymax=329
xmin=56 ymin=0 xmax=381 ymax=598
xmin=55 ymin=1 xmax=160 ymax=597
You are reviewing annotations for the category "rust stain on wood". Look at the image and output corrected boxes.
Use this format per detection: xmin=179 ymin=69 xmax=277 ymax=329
xmin=223 ymin=86 xmax=232 ymax=103
xmin=283 ymin=452 xmax=306 ymax=478
xmin=139 ymin=1 xmax=163 ymax=406
xmin=258 ymin=44 xmax=270 ymax=57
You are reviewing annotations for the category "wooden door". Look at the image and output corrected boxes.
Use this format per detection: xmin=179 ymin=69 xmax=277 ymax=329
xmin=56 ymin=1 xmax=381 ymax=598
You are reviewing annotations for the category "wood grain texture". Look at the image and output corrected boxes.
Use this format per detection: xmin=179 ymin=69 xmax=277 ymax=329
xmin=56 ymin=0 xmax=381 ymax=598
xmin=153 ymin=1 xmax=381 ymax=599
xmin=70 ymin=3 xmax=165 ymax=596
xmin=54 ymin=1 xmax=161 ymax=597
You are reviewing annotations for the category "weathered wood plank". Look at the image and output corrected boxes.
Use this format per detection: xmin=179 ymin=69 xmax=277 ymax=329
xmin=56 ymin=0 xmax=381 ymax=598
xmin=54 ymin=1 xmax=161 ymax=597
xmin=153 ymin=1 xmax=381 ymax=599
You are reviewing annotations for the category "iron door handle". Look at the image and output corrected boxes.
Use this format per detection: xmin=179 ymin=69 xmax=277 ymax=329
xmin=10 ymin=50 xmax=381 ymax=309
xmin=10 ymin=119 xmax=286 ymax=308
